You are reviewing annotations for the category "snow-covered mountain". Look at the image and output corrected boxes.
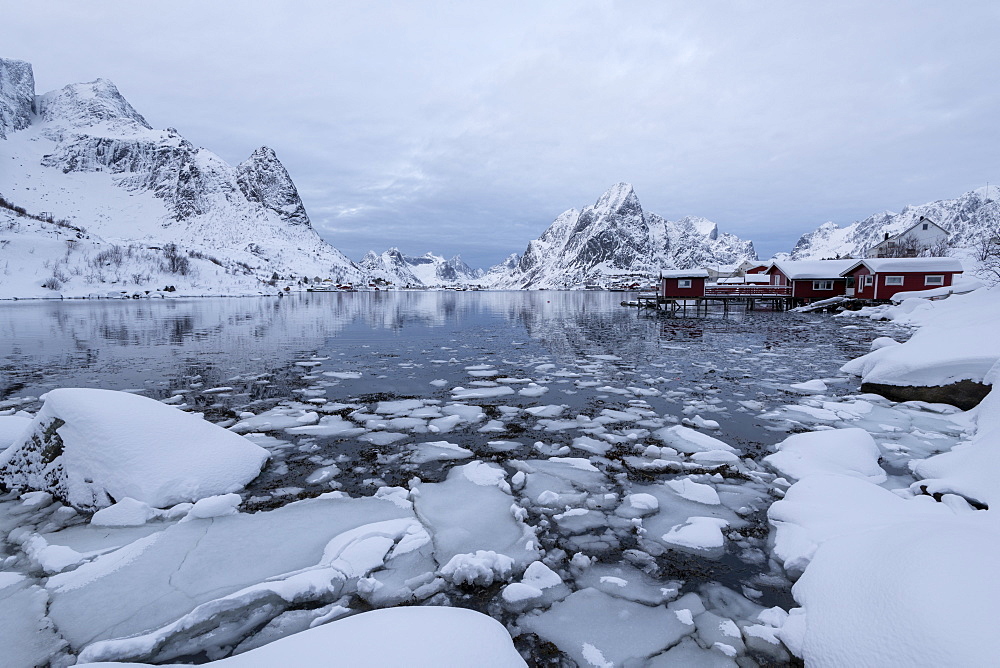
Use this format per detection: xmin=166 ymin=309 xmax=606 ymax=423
xmin=0 ymin=57 xmax=362 ymax=297
xmin=492 ymin=183 xmax=757 ymax=288
xmin=359 ymin=249 xmax=482 ymax=287
xmin=788 ymin=187 xmax=1000 ymax=260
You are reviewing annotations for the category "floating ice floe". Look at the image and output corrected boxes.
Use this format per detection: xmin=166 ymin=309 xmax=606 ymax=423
xmin=0 ymin=389 xmax=269 ymax=510
xmin=763 ymin=428 xmax=886 ymax=484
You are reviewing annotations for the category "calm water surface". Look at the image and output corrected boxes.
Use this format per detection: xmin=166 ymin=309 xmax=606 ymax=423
xmin=0 ymin=291 xmax=902 ymax=660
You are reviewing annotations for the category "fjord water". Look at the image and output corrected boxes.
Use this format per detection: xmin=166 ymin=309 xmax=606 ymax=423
xmin=0 ymin=291 xmax=900 ymax=662
xmin=1 ymin=290 xmax=883 ymax=416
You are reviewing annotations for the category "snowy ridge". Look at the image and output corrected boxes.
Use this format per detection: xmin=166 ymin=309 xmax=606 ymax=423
xmin=789 ymin=186 xmax=1000 ymax=260
xmin=359 ymin=249 xmax=482 ymax=287
xmin=494 ymin=183 xmax=757 ymax=289
xmin=0 ymin=57 xmax=363 ymax=298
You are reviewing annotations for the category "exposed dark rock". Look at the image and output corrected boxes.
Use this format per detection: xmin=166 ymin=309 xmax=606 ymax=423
xmin=860 ymin=380 xmax=991 ymax=411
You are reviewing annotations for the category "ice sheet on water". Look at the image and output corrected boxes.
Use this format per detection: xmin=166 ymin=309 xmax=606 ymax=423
xmin=284 ymin=415 xmax=367 ymax=438
xmin=520 ymin=588 xmax=693 ymax=666
xmin=450 ymin=386 xmax=516 ymax=400
xmin=573 ymin=561 xmax=680 ymax=606
xmin=43 ymin=493 xmax=417 ymax=659
xmin=408 ymin=440 xmax=473 ymax=463
xmin=763 ymin=428 xmax=887 ymax=484
xmin=320 ymin=371 xmax=361 ymax=379
xmin=230 ymin=407 xmax=318 ymax=433
xmin=653 ymin=426 xmax=738 ymax=454
xmin=413 ymin=462 xmax=539 ymax=574
xmin=374 ymin=399 xmax=426 ymax=415
xmin=665 ymin=477 xmax=721 ymax=505
xmin=0 ymin=580 xmax=68 ymax=668
xmin=661 ymin=516 xmax=729 ymax=552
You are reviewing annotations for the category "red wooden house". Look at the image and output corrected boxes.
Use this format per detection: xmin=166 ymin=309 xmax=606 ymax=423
xmin=840 ymin=258 xmax=963 ymax=301
xmin=659 ymin=269 xmax=709 ymax=298
xmin=765 ymin=260 xmax=856 ymax=303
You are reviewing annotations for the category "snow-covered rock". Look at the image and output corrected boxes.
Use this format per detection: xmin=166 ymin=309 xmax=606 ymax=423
xmin=842 ymin=287 xmax=1000 ymax=392
xmin=0 ymin=388 xmax=269 ymax=510
xmin=493 ymin=183 xmax=756 ymax=289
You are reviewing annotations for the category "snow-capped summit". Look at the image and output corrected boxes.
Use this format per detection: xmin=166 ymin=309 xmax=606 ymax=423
xmin=37 ymin=78 xmax=150 ymax=131
xmin=0 ymin=56 xmax=362 ymax=297
xmin=496 ymin=183 xmax=756 ymax=288
xmin=591 ymin=181 xmax=641 ymax=218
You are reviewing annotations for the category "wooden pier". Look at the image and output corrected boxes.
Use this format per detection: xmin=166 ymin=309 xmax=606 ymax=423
xmin=635 ymin=285 xmax=795 ymax=315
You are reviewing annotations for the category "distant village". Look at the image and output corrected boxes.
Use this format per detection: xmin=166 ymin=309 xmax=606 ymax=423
xmin=644 ymin=215 xmax=968 ymax=311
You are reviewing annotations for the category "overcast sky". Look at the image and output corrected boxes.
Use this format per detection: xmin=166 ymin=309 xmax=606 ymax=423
xmin=8 ymin=1 xmax=1000 ymax=267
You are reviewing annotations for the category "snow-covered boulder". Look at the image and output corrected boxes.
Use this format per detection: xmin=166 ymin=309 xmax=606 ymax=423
xmin=0 ymin=388 xmax=269 ymax=510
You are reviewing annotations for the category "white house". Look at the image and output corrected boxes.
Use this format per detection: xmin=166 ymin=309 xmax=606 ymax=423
xmin=865 ymin=216 xmax=950 ymax=258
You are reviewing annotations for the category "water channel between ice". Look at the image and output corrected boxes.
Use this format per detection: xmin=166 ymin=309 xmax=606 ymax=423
xmin=0 ymin=291 xmax=907 ymax=665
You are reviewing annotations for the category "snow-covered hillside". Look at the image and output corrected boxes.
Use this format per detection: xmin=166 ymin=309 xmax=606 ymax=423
xmin=359 ymin=248 xmax=482 ymax=287
xmin=0 ymin=57 xmax=362 ymax=298
xmin=493 ymin=183 xmax=757 ymax=289
xmin=789 ymin=186 xmax=1000 ymax=261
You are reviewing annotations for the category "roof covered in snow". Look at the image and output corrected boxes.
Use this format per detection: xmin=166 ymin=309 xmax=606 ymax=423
xmin=840 ymin=257 xmax=965 ymax=276
xmin=660 ymin=269 xmax=710 ymax=278
xmin=769 ymin=260 xmax=856 ymax=280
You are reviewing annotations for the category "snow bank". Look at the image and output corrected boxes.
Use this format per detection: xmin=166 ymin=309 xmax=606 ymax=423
xmin=782 ymin=518 xmax=1000 ymax=667
xmin=78 ymin=606 xmax=526 ymax=667
xmin=912 ymin=374 xmax=1000 ymax=507
xmin=842 ymin=287 xmax=1000 ymax=388
xmin=0 ymin=389 xmax=269 ymax=509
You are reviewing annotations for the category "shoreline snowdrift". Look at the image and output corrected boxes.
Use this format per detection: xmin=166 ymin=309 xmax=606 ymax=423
xmin=767 ymin=286 xmax=1000 ymax=665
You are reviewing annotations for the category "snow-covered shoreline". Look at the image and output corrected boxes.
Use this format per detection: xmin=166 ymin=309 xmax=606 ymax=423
xmin=762 ymin=286 xmax=1000 ymax=664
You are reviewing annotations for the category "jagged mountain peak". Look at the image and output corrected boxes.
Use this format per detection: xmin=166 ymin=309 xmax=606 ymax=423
xmin=0 ymin=57 xmax=35 ymax=139
xmin=236 ymin=146 xmax=310 ymax=227
xmin=496 ymin=184 xmax=756 ymax=288
xmin=1 ymin=56 xmax=363 ymax=293
xmin=38 ymin=77 xmax=150 ymax=131
xmin=592 ymin=182 xmax=640 ymax=216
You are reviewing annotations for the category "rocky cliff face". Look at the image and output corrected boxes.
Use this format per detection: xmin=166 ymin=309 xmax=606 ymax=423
xmin=789 ymin=187 xmax=1000 ymax=260
xmin=0 ymin=58 xmax=35 ymax=139
xmin=0 ymin=57 xmax=361 ymax=290
xmin=496 ymin=183 xmax=756 ymax=288
xmin=236 ymin=146 xmax=310 ymax=227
